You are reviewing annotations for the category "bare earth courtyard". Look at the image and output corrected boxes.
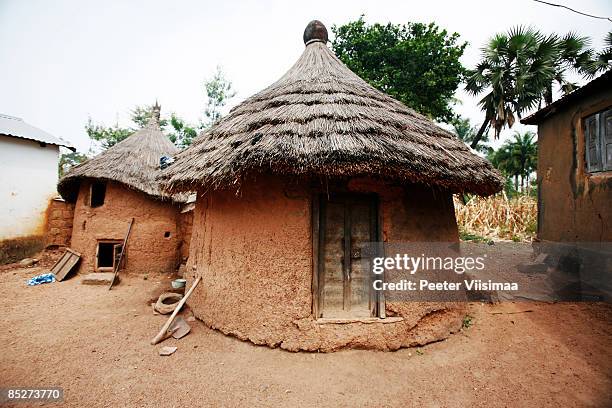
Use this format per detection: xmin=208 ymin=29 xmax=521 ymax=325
xmin=1 ymin=265 xmax=611 ymax=408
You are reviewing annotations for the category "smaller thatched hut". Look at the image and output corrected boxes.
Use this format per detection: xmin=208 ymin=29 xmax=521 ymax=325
xmin=58 ymin=104 xmax=191 ymax=275
xmin=160 ymin=21 xmax=504 ymax=351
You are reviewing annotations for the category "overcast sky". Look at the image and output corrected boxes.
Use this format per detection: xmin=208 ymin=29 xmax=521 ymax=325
xmin=1 ymin=0 xmax=611 ymax=153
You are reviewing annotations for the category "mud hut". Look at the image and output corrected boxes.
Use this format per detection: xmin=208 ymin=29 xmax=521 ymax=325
xmin=160 ymin=21 xmax=504 ymax=351
xmin=58 ymin=104 xmax=190 ymax=275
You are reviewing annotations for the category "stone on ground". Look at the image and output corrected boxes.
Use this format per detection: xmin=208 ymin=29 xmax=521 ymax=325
xmin=81 ymin=273 xmax=118 ymax=286
xmin=159 ymin=346 xmax=177 ymax=356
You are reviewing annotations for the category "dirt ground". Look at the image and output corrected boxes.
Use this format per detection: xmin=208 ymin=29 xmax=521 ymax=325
xmin=1 ymin=265 xmax=611 ymax=408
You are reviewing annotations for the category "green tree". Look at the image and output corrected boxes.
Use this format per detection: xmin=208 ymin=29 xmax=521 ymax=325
xmin=85 ymin=69 xmax=236 ymax=150
xmin=58 ymin=151 xmax=88 ymax=177
xmin=331 ymin=16 xmax=466 ymax=122
xmin=466 ymin=27 xmax=602 ymax=149
xmin=167 ymin=113 xmax=198 ymax=149
xmin=202 ymin=66 xmax=236 ymax=128
xmin=489 ymin=131 xmax=537 ymax=193
xmin=86 ymin=104 xmax=194 ymax=150
xmin=595 ymin=31 xmax=612 ymax=69
xmin=130 ymin=104 xmax=169 ymax=128
xmin=85 ymin=118 xmax=133 ymax=150
xmin=451 ymin=116 xmax=492 ymax=154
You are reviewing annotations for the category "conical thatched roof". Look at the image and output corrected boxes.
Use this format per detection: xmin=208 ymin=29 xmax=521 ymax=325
xmin=160 ymin=21 xmax=504 ymax=196
xmin=59 ymin=103 xmax=184 ymax=203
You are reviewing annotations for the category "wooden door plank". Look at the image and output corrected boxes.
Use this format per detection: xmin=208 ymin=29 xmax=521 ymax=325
xmin=55 ymin=253 xmax=81 ymax=281
xmin=376 ymin=197 xmax=386 ymax=318
xmin=311 ymin=194 xmax=320 ymax=319
xmin=50 ymin=252 xmax=70 ymax=275
xmin=343 ymin=201 xmax=351 ymax=312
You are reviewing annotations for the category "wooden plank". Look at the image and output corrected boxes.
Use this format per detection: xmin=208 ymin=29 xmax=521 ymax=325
xmin=65 ymin=248 xmax=80 ymax=256
xmin=318 ymin=197 xmax=327 ymax=318
xmin=109 ymin=218 xmax=134 ymax=290
xmin=50 ymin=252 xmax=71 ymax=275
xmin=311 ymin=194 xmax=320 ymax=319
xmin=55 ymin=252 xmax=81 ymax=281
xmin=368 ymin=195 xmax=378 ymax=318
xmin=50 ymin=248 xmax=81 ymax=282
xmin=376 ymin=197 xmax=386 ymax=319
xmin=343 ymin=200 xmax=351 ymax=312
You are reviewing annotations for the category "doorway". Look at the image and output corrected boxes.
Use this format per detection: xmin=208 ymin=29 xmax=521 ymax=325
xmin=96 ymin=241 xmax=124 ymax=271
xmin=316 ymin=193 xmax=379 ymax=319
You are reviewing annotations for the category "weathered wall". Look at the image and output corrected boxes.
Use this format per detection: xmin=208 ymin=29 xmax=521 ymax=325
xmin=178 ymin=210 xmax=193 ymax=262
xmin=185 ymin=175 xmax=463 ymax=352
xmin=0 ymin=136 xmax=60 ymax=263
xmin=45 ymin=198 xmax=74 ymax=248
xmin=537 ymin=88 xmax=612 ymax=242
xmin=70 ymin=180 xmax=182 ymax=275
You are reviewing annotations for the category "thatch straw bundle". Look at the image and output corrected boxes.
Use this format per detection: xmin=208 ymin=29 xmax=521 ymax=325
xmin=159 ymin=21 xmax=504 ymax=196
xmin=455 ymin=194 xmax=537 ymax=241
xmin=58 ymin=105 xmax=183 ymax=202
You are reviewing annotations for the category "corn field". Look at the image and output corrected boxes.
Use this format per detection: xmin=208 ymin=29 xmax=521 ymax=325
xmin=454 ymin=193 xmax=537 ymax=242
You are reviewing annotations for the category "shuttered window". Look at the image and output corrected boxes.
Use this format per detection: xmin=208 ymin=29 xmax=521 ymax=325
xmin=585 ymin=108 xmax=612 ymax=173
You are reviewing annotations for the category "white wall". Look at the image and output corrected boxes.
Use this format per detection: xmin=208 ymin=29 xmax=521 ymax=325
xmin=0 ymin=135 xmax=60 ymax=240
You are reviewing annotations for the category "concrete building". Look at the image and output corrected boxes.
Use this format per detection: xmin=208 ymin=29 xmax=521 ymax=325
xmin=0 ymin=113 xmax=74 ymax=263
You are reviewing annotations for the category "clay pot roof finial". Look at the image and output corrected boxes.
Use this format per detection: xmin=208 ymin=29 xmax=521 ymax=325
xmin=148 ymin=101 xmax=162 ymax=127
xmin=303 ymin=20 xmax=328 ymax=45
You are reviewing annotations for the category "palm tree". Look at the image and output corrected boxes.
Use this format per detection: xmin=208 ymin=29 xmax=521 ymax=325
xmin=465 ymin=27 xmax=600 ymax=150
xmin=594 ymin=31 xmax=612 ymax=70
xmin=451 ymin=116 xmax=492 ymax=154
xmin=543 ymin=33 xmax=596 ymax=105
xmin=490 ymin=131 xmax=537 ymax=193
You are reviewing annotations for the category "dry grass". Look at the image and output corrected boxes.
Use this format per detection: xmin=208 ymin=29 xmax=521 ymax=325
xmin=455 ymin=193 xmax=537 ymax=242
xmin=160 ymin=35 xmax=503 ymax=196
xmin=58 ymin=105 xmax=186 ymax=203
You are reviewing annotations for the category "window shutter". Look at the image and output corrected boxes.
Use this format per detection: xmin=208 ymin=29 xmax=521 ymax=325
xmin=585 ymin=115 xmax=602 ymax=172
xmin=602 ymin=109 xmax=612 ymax=171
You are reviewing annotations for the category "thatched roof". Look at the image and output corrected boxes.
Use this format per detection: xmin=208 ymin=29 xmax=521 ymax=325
xmin=58 ymin=103 xmax=184 ymax=203
xmin=160 ymin=21 xmax=504 ymax=196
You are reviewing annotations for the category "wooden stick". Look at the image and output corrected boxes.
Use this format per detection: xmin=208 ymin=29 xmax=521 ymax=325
xmin=490 ymin=310 xmax=533 ymax=315
xmin=108 ymin=217 xmax=134 ymax=290
xmin=151 ymin=276 xmax=202 ymax=345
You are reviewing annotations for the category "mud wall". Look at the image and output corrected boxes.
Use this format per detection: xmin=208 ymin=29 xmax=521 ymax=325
xmin=178 ymin=210 xmax=193 ymax=262
xmin=537 ymin=88 xmax=612 ymax=242
xmin=45 ymin=198 xmax=75 ymax=248
xmin=70 ymin=180 xmax=182 ymax=275
xmin=185 ymin=175 xmax=463 ymax=352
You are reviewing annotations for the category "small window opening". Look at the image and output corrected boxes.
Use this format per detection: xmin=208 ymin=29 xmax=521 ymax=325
xmin=164 ymin=231 xmax=171 ymax=238
xmin=90 ymin=181 xmax=106 ymax=207
xmin=96 ymin=241 xmax=123 ymax=270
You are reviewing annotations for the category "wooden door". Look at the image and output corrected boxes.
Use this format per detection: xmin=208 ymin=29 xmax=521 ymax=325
xmin=317 ymin=194 xmax=378 ymax=318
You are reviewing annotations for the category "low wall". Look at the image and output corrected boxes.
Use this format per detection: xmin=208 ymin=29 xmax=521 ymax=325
xmin=45 ymin=198 xmax=75 ymax=248
xmin=0 ymin=235 xmax=45 ymax=264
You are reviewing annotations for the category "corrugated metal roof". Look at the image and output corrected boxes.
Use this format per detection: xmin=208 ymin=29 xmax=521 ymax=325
xmin=0 ymin=113 xmax=75 ymax=150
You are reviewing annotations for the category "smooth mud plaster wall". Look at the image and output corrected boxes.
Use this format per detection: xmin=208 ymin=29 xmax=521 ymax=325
xmin=537 ymin=88 xmax=612 ymax=242
xmin=70 ymin=181 xmax=182 ymax=275
xmin=185 ymin=175 xmax=464 ymax=352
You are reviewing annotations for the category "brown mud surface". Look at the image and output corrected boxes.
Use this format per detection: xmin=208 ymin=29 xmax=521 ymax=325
xmin=1 ymin=266 xmax=611 ymax=407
